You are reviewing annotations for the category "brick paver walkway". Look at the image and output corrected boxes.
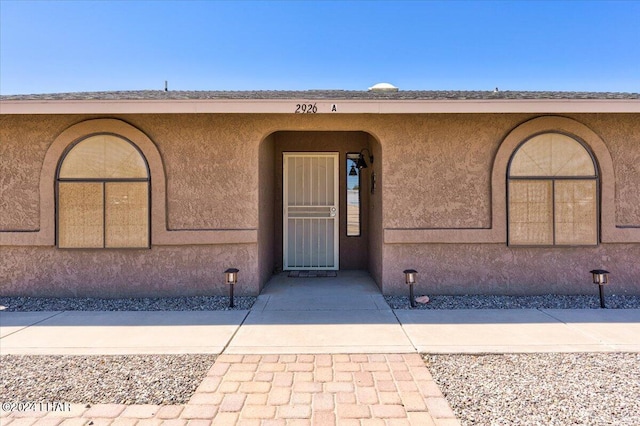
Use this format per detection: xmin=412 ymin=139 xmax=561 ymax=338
xmin=1 ymin=354 xmax=460 ymax=425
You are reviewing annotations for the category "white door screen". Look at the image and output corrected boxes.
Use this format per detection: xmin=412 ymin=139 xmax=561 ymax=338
xmin=283 ymin=153 xmax=339 ymax=270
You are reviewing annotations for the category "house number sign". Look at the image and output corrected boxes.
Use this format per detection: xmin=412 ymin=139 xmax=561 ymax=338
xmin=295 ymin=103 xmax=318 ymax=113
xmin=294 ymin=103 xmax=339 ymax=113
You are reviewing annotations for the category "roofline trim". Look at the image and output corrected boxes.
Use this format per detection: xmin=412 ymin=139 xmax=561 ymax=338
xmin=1 ymin=98 xmax=639 ymax=114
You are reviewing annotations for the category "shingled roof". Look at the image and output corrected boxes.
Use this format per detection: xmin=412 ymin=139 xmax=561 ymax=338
xmin=2 ymin=89 xmax=639 ymax=101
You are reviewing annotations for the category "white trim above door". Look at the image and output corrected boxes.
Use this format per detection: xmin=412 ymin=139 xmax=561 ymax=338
xmin=283 ymin=152 xmax=339 ymax=270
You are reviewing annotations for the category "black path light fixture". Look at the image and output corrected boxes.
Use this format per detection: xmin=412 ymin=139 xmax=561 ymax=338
xmin=590 ymin=269 xmax=610 ymax=308
xmin=403 ymin=269 xmax=418 ymax=308
xmin=225 ymin=268 xmax=239 ymax=308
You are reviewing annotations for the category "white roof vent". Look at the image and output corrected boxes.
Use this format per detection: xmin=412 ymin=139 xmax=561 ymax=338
xmin=368 ymin=82 xmax=398 ymax=92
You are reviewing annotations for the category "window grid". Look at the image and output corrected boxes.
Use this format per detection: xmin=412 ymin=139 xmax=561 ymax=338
xmin=56 ymin=134 xmax=150 ymax=249
xmin=507 ymin=133 xmax=599 ymax=247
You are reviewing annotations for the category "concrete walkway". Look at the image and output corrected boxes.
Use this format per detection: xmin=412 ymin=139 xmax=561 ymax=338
xmin=1 ymin=271 xmax=639 ymax=425
xmin=397 ymin=308 xmax=640 ymax=353
xmin=0 ymin=310 xmax=247 ymax=355
xmin=2 ymin=272 xmax=637 ymax=355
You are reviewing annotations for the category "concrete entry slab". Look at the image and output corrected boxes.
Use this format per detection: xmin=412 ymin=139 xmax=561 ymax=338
xmin=258 ymin=270 xmax=385 ymax=311
xmin=228 ymin=271 xmax=414 ymax=353
xmin=0 ymin=311 xmax=248 ymax=355
xmin=226 ymin=310 xmax=415 ymax=354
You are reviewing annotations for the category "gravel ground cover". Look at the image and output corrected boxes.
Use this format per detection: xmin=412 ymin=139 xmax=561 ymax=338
xmin=4 ymin=294 xmax=639 ymax=311
xmin=0 ymin=354 xmax=216 ymax=405
xmin=0 ymin=295 xmax=256 ymax=311
xmin=424 ymin=353 xmax=640 ymax=426
xmin=386 ymin=294 xmax=640 ymax=309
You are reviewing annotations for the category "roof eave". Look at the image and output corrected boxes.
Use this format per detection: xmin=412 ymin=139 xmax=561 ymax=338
xmin=1 ymin=98 xmax=639 ymax=114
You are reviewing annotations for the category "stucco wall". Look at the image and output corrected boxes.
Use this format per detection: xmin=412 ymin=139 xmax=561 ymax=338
xmin=569 ymin=114 xmax=640 ymax=226
xmin=122 ymin=114 xmax=262 ymax=230
xmin=375 ymin=113 xmax=640 ymax=295
xmin=1 ymin=112 xmax=639 ymax=296
xmin=375 ymin=113 xmax=640 ymax=231
xmin=367 ymin=134 xmax=384 ymax=288
xmin=258 ymin=133 xmax=275 ymax=288
xmin=378 ymin=114 xmax=529 ymax=229
xmin=382 ymin=243 xmax=640 ymax=296
xmin=3 ymin=113 xmax=640 ymax=234
xmin=0 ymin=115 xmax=82 ymax=230
xmin=0 ymin=244 xmax=258 ymax=297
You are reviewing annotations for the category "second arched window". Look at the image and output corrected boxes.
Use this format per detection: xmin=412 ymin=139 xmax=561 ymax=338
xmin=507 ymin=132 xmax=598 ymax=246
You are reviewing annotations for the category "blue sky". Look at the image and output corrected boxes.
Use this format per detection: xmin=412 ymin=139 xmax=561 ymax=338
xmin=1 ymin=0 xmax=638 ymax=94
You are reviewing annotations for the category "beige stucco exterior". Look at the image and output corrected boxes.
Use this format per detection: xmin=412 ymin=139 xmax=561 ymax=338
xmin=1 ymin=106 xmax=639 ymax=296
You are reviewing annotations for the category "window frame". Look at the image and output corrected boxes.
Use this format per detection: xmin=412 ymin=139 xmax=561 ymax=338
xmin=346 ymin=152 xmax=362 ymax=237
xmin=506 ymin=131 xmax=600 ymax=247
xmin=55 ymin=133 xmax=152 ymax=249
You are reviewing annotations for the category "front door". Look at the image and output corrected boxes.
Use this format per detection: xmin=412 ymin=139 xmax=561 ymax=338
xmin=283 ymin=153 xmax=339 ymax=270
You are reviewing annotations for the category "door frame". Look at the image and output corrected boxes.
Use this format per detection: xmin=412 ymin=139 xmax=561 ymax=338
xmin=283 ymin=152 xmax=339 ymax=270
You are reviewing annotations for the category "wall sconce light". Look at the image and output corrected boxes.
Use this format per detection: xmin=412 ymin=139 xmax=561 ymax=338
xmin=403 ymin=269 xmax=418 ymax=308
xmin=225 ymin=268 xmax=239 ymax=308
xmin=590 ymin=269 xmax=609 ymax=308
xmin=356 ymin=148 xmax=374 ymax=170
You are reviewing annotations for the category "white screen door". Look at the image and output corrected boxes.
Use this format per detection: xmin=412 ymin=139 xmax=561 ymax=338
xmin=283 ymin=153 xmax=339 ymax=270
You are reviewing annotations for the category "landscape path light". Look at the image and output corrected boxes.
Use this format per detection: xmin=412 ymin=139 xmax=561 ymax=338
xmin=225 ymin=268 xmax=239 ymax=308
xmin=403 ymin=269 xmax=418 ymax=308
xmin=590 ymin=269 xmax=609 ymax=309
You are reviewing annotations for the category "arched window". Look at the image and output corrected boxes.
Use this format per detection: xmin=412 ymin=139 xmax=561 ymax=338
xmin=508 ymin=132 xmax=598 ymax=246
xmin=57 ymin=134 xmax=150 ymax=248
